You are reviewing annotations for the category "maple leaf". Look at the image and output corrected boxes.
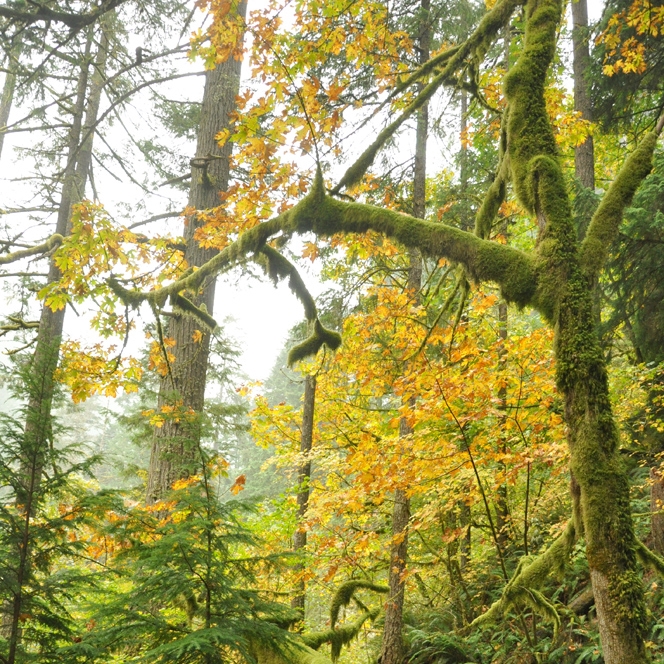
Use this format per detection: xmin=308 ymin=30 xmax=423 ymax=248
xmin=230 ymin=474 xmax=246 ymax=495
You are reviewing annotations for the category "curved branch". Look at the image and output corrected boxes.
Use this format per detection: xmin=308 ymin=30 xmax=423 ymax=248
xmin=469 ymin=520 xmax=575 ymax=634
xmin=109 ymin=174 xmax=537 ymax=313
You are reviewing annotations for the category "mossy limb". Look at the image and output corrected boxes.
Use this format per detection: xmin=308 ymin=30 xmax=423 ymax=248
xmin=580 ymin=131 xmax=659 ymax=280
xmin=257 ymin=245 xmax=318 ymax=321
xmin=635 ymin=539 xmax=664 ymax=577
xmin=170 ymin=292 xmax=218 ymax=331
xmin=328 ymin=580 xmax=388 ymax=628
xmin=469 ymin=521 xmax=575 ymax=635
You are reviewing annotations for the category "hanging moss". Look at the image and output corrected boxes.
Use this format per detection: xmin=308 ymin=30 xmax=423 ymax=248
xmin=257 ymin=245 xmax=318 ymax=322
xmin=288 ymin=319 xmax=342 ymax=367
xmin=170 ymin=292 xmax=218 ymax=331
xmin=474 ymin=140 xmax=509 ymax=240
xmin=328 ymin=580 xmax=388 ymax=628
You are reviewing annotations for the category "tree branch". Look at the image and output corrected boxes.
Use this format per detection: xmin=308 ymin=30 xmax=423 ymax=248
xmin=330 ymin=0 xmax=523 ymax=194
xmin=0 ymin=0 xmax=129 ymax=29
xmin=109 ymin=173 xmax=537 ymax=321
xmin=580 ymin=116 xmax=664 ymax=281
xmin=0 ymin=234 xmax=62 ymax=265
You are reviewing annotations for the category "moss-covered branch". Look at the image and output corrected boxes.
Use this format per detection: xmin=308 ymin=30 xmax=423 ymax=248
xmin=328 ymin=580 xmax=388 ymax=628
xmin=110 ymin=173 xmax=537 ymax=315
xmin=330 ymin=0 xmax=524 ymax=194
xmin=635 ymin=539 xmax=664 ymax=577
xmin=256 ymin=245 xmax=318 ymax=321
xmin=0 ymin=234 xmax=63 ymax=265
xmin=469 ymin=521 xmax=575 ymax=636
xmin=303 ymin=609 xmax=380 ymax=662
xmin=580 ymin=120 xmax=663 ymax=281
xmin=308 ymin=184 xmax=537 ymax=308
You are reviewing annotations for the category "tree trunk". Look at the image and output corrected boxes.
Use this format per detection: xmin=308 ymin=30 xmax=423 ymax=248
xmin=381 ymin=5 xmax=428 ymax=658
xmin=9 ymin=26 xmax=107 ymax=663
xmin=0 ymin=39 xmax=21 ymax=161
xmin=571 ymin=0 xmax=594 ymax=192
xmin=292 ymin=374 xmax=316 ymax=617
xmin=145 ymin=5 xmax=245 ymax=503
xmin=650 ymin=467 xmax=664 ymax=555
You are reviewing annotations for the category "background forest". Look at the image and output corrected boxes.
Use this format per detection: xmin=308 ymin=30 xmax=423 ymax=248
xmin=0 ymin=0 xmax=664 ymax=662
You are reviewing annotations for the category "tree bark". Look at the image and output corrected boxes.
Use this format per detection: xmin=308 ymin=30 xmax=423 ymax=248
xmin=0 ymin=39 xmax=21 ymax=161
xmin=145 ymin=5 xmax=245 ymax=503
xmin=381 ymin=5 xmax=428 ymax=658
xmin=9 ymin=26 xmax=107 ymax=663
xmin=292 ymin=374 xmax=316 ymax=617
xmin=650 ymin=467 xmax=664 ymax=555
xmin=571 ymin=0 xmax=594 ymax=192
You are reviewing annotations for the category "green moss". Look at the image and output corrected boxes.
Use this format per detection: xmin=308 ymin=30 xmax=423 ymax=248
xmin=504 ymin=0 xmax=561 ymax=213
xmin=474 ymin=129 xmax=508 ymax=240
xmin=288 ymin=319 xmax=342 ymax=367
xmin=580 ymin=131 xmax=658 ymax=279
xmin=470 ymin=521 xmax=575 ymax=635
xmin=257 ymin=246 xmax=317 ymax=321
xmin=170 ymin=292 xmax=218 ymax=331
xmin=635 ymin=540 xmax=664 ymax=577
xmin=328 ymin=580 xmax=388 ymax=628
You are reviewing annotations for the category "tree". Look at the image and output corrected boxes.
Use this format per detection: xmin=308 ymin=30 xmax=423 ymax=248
xmin=144 ymin=1 xmax=246 ymax=504
xmin=111 ymin=0 xmax=664 ymax=659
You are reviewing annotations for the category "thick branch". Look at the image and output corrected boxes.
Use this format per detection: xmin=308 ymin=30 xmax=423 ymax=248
xmin=255 ymin=246 xmax=341 ymax=365
xmin=110 ymin=176 xmax=537 ymax=312
xmin=0 ymin=234 xmax=62 ymax=265
xmin=580 ymin=118 xmax=664 ymax=280
xmin=469 ymin=521 xmax=575 ymax=634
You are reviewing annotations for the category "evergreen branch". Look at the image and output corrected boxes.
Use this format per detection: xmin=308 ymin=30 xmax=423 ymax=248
xmin=0 ymin=234 xmax=63 ymax=265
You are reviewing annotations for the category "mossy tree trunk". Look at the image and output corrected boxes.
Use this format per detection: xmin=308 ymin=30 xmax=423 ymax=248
xmin=145 ymin=11 xmax=244 ymax=503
